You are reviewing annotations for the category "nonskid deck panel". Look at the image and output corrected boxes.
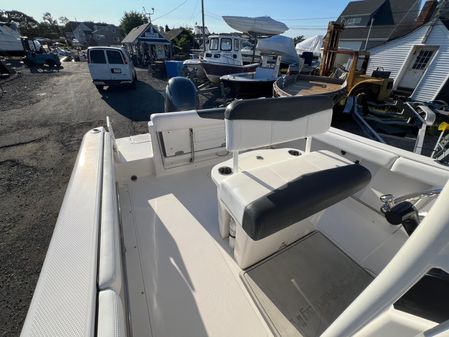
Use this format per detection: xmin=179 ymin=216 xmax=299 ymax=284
xmin=119 ymin=165 xmax=271 ymax=337
xmin=242 ymin=232 xmax=373 ymax=337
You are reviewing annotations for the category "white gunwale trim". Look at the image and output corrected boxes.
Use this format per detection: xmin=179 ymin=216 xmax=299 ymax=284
xmin=20 ymin=128 xmax=105 ymax=337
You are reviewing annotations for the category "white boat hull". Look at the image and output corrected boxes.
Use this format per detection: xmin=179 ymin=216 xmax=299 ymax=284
xmin=222 ymin=15 xmax=288 ymax=35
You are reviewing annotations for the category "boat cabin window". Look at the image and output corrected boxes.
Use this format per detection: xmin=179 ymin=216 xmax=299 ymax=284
xmin=221 ymin=38 xmax=232 ymax=51
xmin=209 ymin=37 xmax=219 ymax=50
xmin=234 ymin=39 xmax=240 ymax=51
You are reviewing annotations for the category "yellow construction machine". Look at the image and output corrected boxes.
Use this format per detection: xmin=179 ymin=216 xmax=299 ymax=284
xmin=320 ymin=22 xmax=393 ymax=102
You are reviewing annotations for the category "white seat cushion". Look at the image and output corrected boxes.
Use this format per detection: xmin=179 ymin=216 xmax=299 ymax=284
xmin=220 ymin=150 xmax=354 ymax=224
xmin=218 ymin=150 xmax=359 ymax=268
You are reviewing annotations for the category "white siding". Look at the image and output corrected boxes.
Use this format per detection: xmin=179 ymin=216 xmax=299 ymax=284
xmin=366 ymin=25 xmax=427 ymax=81
xmin=412 ymin=22 xmax=449 ymax=101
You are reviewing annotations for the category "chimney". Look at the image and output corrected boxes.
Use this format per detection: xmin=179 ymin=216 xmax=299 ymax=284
xmin=416 ymin=0 xmax=438 ymax=26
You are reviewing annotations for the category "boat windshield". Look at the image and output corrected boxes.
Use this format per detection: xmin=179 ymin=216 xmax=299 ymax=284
xmin=221 ymin=38 xmax=232 ymax=51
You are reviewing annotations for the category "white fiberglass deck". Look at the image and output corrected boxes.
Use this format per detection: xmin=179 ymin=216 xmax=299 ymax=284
xmin=119 ymin=165 xmax=272 ymax=337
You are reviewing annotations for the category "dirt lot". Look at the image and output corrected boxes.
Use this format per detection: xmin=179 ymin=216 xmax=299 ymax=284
xmin=0 ymin=62 xmax=219 ymax=336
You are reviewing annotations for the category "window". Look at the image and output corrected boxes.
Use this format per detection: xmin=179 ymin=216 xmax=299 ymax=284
xmin=89 ymin=49 xmax=106 ymax=64
xmin=345 ymin=17 xmax=362 ymax=25
xmin=209 ymin=37 xmax=219 ymax=50
xmin=412 ymin=50 xmax=434 ymax=70
xmin=221 ymin=38 xmax=232 ymax=51
xmin=106 ymin=50 xmax=124 ymax=64
xmin=234 ymin=39 xmax=240 ymax=51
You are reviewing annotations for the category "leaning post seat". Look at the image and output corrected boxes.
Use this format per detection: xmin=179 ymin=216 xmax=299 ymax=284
xmin=216 ymin=96 xmax=372 ymax=269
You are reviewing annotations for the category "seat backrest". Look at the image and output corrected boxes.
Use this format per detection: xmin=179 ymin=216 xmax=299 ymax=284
xmin=225 ymin=95 xmax=333 ymax=152
xmin=243 ymin=164 xmax=372 ymax=241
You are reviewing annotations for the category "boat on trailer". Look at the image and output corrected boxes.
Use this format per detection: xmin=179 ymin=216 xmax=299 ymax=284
xmin=274 ymin=73 xmax=346 ymax=99
xmin=198 ymin=34 xmax=258 ymax=84
xmin=220 ymin=55 xmax=281 ymax=98
xmin=21 ymin=95 xmax=449 ymax=337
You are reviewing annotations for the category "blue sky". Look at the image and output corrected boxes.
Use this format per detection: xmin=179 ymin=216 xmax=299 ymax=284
xmin=5 ymin=0 xmax=352 ymax=37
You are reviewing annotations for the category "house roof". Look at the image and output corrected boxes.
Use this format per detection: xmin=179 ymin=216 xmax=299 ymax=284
xmin=339 ymin=0 xmax=419 ymax=42
xmin=339 ymin=0 xmax=384 ymax=18
xmin=163 ymin=28 xmax=186 ymax=41
xmin=122 ymin=23 xmax=151 ymax=43
xmin=65 ymin=21 xmax=81 ymax=32
xmin=83 ymin=22 xmax=95 ymax=30
xmin=122 ymin=23 xmax=171 ymax=44
xmin=66 ymin=21 xmax=94 ymax=32
xmin=389 ymin=0 xmax=420 ymax=24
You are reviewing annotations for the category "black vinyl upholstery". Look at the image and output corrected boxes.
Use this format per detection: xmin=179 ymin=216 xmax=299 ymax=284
xmin=242 ymin=164 xmax=372 ymax=241
xmin=224 ymin=95 xmax=333 ymax=121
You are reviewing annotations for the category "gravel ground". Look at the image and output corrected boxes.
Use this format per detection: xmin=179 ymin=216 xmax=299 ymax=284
xmin=0 ymin=62 xmax=220 ymax=336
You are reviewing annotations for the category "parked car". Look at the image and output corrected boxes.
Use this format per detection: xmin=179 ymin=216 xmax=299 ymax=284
xmin=87 ymin=47 xmax=137 ymax=90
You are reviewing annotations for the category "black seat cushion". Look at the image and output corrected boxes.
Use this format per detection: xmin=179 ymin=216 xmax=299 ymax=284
xmin=242 ymin=164 xmax=371 ymax=241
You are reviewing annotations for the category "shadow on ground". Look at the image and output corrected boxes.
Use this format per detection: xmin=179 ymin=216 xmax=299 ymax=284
xmin=99 ymin=80 xmax=165 ymax=121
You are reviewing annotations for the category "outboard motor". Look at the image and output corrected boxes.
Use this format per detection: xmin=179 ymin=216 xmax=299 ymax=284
xmin=164 ymin=76 xmax=199 ymax=112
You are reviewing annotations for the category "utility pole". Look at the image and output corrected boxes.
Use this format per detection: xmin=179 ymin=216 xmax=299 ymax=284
xmin=422 ymin=0 xmax=447 ymax=43
xmin=201 ymin=0 xmax=206 ymax=52
xmin=364 ymin=18 xmax=374 ymax=50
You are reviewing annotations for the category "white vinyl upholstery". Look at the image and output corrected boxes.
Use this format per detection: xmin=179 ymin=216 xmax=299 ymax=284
xmin=218 ymin=150 xmax=354 ymax=269
xmin=151 ymin=110 xmax=224 ymax=132
xmin=97 ymin=289 xmax=127 ymax=337
xmin=225 ymin=108 xmax=332 ymax=152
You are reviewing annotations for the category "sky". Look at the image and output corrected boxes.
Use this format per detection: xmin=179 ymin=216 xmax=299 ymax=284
xmin=2 ymin=0 xmax=354 ymax=38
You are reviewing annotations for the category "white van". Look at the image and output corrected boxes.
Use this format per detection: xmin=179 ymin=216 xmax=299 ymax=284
xmin=87 ymin=47 xmax=137 ymax=90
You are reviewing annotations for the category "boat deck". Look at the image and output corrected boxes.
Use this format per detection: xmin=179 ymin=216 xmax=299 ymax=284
xmin=119 ymin=165 xmax=272 ymax=337
xmin=283 ymin=80 xmax=342 ymax=96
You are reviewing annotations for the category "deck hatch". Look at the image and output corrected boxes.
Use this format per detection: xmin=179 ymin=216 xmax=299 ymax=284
xmin=242 ymin=232 xmax=373 ymax=337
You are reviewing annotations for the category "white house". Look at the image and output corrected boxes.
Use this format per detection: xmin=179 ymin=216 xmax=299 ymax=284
xmin=366 ymin=11 xmax=449 ymax=102
xmin=122 ymin=23 xmax=171 ymax=65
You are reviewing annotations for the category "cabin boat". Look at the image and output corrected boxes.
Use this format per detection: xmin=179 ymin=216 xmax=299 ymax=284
xmin=20 ymin=96 xmax=449 ymax=337
xmin=199 ymin=34 xmax=258 ymax=84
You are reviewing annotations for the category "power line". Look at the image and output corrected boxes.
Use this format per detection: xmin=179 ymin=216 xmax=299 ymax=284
xmin=153 ymin=0 xmax=189 ymax=22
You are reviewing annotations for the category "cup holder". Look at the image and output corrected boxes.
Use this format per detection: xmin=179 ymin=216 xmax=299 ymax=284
xmin=218 ymin=166 xmax=233 ymax=175
xmin=288 ymin=150 xmax=300 ymax=156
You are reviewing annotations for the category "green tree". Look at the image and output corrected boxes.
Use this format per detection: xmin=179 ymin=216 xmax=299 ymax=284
xmin=120 ymin=11 xmax=148 ymax=34
xmin=59 ymin=16 xmax=69 ymax=26
xmin=0 ymin=10 xmax=39 ymax=36
xmin=42 ymin=12 xmax=57 ymax=26
xmin=293 ymin=35 xmax=305 ymax=45
xmin=174 ymin=29 xmax=194 ymax=54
